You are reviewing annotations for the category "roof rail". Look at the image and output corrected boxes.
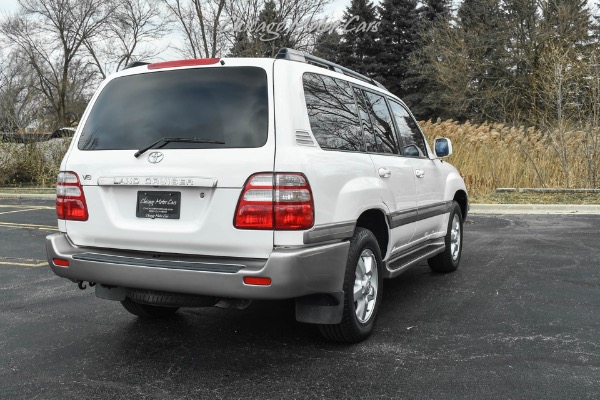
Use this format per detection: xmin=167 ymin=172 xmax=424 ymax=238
xmin=124 ymin=61 xmax=150 ymax=69
xmin=275 ymin=48 xmax=388 ymax=91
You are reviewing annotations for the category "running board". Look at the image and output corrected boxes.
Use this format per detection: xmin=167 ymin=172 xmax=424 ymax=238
xmin=384 ymin=241 xmax=445 ymax=279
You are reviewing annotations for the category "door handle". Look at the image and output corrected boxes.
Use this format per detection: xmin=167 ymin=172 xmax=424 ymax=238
xmin=378 ymin=168 xmax=392 ymax=178
xmin=415 ymin=169 xmax=425 ymax=178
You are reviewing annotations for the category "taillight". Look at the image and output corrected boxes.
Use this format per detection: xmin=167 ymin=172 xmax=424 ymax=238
xmin=234 ymin=173 xmax=314 ymax=230
xmin=56 ymin=171 xmax=88 ymax=221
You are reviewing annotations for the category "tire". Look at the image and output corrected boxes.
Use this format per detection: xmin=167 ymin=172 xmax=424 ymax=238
xmin=428 ymin=201 xmax=463 ymax=273
xmin=121 ymin=297 xmax=179 ymax=319
xmin=318 ymin=228 xmax=383 ymax=343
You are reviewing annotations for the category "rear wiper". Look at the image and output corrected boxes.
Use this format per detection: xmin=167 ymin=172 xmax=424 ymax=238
xmin=134 ymin=137 xmax=225 ymax=158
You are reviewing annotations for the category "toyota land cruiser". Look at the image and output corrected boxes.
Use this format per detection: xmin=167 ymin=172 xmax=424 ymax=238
xmin=46 ymin=48 xmax=468 ymax=343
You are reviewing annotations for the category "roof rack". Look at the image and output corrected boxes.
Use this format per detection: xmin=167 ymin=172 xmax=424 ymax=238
xmin=275 ymin=48 xmax=388 ymax=91
xmin=124 ymin=61 xmax=150 ymax=69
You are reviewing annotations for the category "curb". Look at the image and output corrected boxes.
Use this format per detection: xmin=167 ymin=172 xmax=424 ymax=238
xmin=497 ymin=188 xmax=600 ymax=193
xmin=470 ymin=204 xmax=600 ymax=215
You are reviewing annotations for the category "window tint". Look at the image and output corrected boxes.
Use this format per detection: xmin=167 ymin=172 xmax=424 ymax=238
xmin=363 ymin=91 xmax=399 ymax=154
xmin=303 ymin=73 xmax=364 ymax=151
xmin=388 ymin=100 xmax=428 ymax=157
xmin=352 ymin=88 xmax=378 ymax=152
xmin=79 ymin=67 xmax=268 ymax=150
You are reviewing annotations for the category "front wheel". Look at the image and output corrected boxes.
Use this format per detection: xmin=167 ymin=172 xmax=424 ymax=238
xmin=318 ymin=228 xmax=383 ymax=343
xmin=428 ymin=201 xmax=463 ymax=273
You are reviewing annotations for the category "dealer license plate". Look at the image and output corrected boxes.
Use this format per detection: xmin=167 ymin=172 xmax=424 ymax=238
xmin=136 ymin=191 xmax=181 ymax=219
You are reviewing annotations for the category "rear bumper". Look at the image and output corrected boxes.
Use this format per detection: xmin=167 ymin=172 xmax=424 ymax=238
xmin=46 ymin=233 xmax=349 ymax=299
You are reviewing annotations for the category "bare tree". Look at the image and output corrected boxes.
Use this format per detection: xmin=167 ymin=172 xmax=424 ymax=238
xmin=578 ymin=50 xmax=600 ymax=187
xmin=86 ymin=0 xmax=170 ymax=77
xmin=162 ymin=0 xmax=226 ymax=58
xmin=1 ymin=0 xmax=114 ymax=127
xmin=0 ymin=53 xmax=41 ymax=132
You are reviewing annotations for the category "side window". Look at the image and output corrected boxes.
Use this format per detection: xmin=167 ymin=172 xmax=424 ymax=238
xmin=363 ymin=91 xmax=399 ymax=154
xmin=388 ymin=100 xmax=428 ymax=157
xmin=352 ymin=88 xmax=378 ymax=153
xmin=303 ymin=73 xmax=364 ymax=151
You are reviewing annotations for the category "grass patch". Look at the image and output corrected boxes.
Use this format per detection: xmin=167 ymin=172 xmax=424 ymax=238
xmin=420 ymin=120 xmax=600 ymax=195
xmin=471 ymin=191 xmax=600 ymax=204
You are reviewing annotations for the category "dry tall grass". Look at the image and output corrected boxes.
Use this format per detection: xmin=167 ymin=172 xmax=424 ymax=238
xmin=0 ymin=139 xmax=70 ymax=187
xmin=1 ymin=122 xmax=599 ymax=195
xmin=420 ymin=120 xmax=600 ymax=195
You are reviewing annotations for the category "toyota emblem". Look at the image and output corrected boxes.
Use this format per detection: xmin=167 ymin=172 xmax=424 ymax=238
xmin=148 ymin=152 xmax=164 ymax=163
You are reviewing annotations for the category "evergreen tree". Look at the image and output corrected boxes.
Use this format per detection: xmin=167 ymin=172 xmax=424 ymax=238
xmin=313 ymin=31 xmax=342 ymax=62
xmin=457 ymin=0 xmax=510 ymax=120
xmin=502 ymin=0 xmax=542 ymax=125
xmin=229 ymin=31 xmax=253 ymax=57
xmin=404 ymin=0 xmax=451 ymax=119
xmin=229 ymin=1 xmax=293 ymax=57
xmin=337 ymin=0 xmax=379 ymax=76
xmin=540 ymin=0 xmax=592 ymax=47
xmin=256 ymin=0 xmax=291 ymax=57
xmin=375 ymin=0 xmax=420 ymax=99
xmin=421 ymin=0 xmax=451 ymax=23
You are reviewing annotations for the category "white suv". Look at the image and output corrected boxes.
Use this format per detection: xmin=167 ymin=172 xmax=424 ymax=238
xmin=47 ymin=48 xmax=468 ymax=343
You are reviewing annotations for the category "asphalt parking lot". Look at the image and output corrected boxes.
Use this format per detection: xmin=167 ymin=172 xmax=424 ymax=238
xmin=0 ymin=199 xmax=599 ymax=399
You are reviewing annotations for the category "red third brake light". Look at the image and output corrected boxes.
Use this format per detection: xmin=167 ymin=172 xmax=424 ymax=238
xmin=56 ymin=171 xmax=88 ymax=221
xmin=234 ymin=173 xmax=314 ymax=230
xmin=147 ymin=58 xmax=221 ymax=70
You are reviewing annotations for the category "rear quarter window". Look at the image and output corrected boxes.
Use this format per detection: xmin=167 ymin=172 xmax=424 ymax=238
xmin=78 ymin=67 xmax=268 ymax=150
xmin=302 ymin=73 xmax=364 ymax=152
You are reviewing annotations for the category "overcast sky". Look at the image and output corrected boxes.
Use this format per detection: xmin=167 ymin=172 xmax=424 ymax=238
xmin=0 ymin=0 xmax=596 ymax=26
xmin=1 ymin=0 xmax=597 ymax=16
xmin=0 ymin=0 xmax=351 ymax=16
xmin=0 ymin=0 xmax=19 ymax=13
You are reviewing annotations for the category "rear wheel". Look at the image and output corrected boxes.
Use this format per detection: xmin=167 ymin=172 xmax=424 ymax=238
xmin=428 ymin=201 xmax=463 ymax=273
xmin=121 ymin=297 xmax=179 ymax=318
xmin=318 ymin=228 xmax=383 ymax=343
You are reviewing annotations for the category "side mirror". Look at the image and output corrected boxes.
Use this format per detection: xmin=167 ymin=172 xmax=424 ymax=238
xmin=434 ymin=138 xmax=453 ymax=158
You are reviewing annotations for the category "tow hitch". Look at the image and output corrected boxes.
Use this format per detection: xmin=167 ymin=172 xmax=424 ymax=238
xmin=77 ymin=281 xmax=96 ymax=290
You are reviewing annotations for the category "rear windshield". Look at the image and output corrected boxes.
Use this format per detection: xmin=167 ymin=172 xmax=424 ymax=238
xmin=78 ymin=67 xmax=268 ymax=150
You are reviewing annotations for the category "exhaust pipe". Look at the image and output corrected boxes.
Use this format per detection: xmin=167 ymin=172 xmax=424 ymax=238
xmin=215 ymin=298 xmax=252 ymax=309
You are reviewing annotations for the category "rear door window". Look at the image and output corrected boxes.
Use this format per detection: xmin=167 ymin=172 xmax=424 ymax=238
xmin=352 ymin=88 xmax=378 ymax=153
xmin=362 ymin=91 xmax=400 ymax=155
xmin=78 ymin=67 xmax=269 ymax=150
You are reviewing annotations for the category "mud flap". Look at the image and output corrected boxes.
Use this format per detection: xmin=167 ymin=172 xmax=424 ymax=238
xmin=295 ymin=292 xmax=344 ymax=324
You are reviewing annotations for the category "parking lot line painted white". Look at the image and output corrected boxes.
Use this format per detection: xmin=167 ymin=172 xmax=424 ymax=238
xmin=0 ymin=222 xmax=58 ymax=231
xmin=0 ymin=208 xmax=40 ymax=215
xmin=0 ymin=205 xmax=54 ymax=210
xmin=0 ymin=257 xmax=47 ymax=267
